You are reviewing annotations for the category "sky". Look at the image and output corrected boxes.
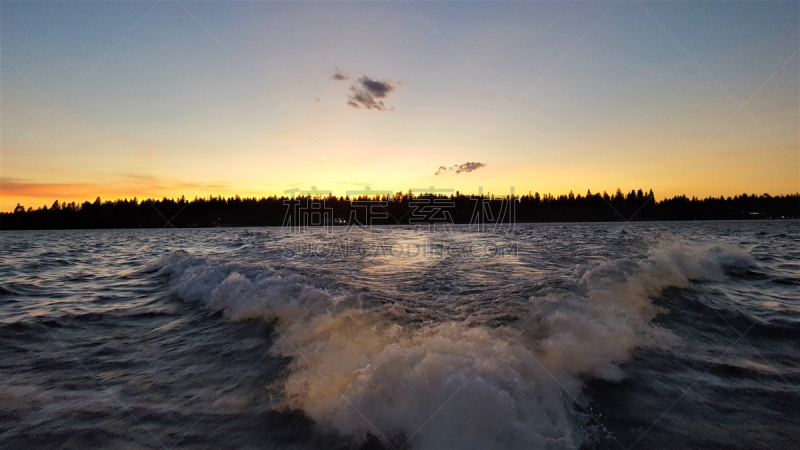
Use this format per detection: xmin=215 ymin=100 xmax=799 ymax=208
xmin=1 ymin=0 xmax=798 ymax=212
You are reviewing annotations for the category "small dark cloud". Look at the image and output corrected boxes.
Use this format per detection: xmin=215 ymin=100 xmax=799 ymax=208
xmin=331 ymin=67 xmax=349 ymax=81
xmin=332 ymin=69 xmax=401 ymax=111
xmin=455 ymin=162 xmax=486 ymax=174
xmin=360 ymin=77 xmax=394 ymax=97
xmin=347 ymin=76 xmax=399 ymax=111
xmin=434 ymin=162 xmax=487 ymax=176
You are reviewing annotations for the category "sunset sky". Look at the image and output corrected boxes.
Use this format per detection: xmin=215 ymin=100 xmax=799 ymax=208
xmin=1 ymin=1 xmax=798 ymax=212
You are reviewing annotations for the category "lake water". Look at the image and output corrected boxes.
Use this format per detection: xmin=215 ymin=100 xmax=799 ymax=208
xmin=1 ymin=221 xmax=799 ymax=449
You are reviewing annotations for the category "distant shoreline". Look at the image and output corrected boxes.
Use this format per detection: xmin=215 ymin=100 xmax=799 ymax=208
xmin=2 ymin=191 xmax=798 ymax=230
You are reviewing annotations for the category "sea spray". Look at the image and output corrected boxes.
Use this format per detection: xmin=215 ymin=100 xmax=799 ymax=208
xmin=152 ymin=242 xmax=755 ymax=449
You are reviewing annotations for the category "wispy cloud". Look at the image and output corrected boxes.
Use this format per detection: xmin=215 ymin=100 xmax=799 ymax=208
xmin=434 ymin=162 xmax=487 ymax=176
xmin=332 ymin=69 xmax=401 ymax=111
xmin=1 ymin=176 xmax=231 ymax=204
xmin=331 ymin=67 xmax=349 ymax=81
xmin=347 ymin=76 xmax=399 ymax=111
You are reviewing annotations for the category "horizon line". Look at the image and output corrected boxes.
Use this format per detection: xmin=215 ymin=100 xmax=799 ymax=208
xmin=4 ymin=188 xmax=800 ymax=214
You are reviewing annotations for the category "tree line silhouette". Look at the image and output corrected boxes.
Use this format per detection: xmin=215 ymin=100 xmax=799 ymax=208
xmin=1 ymin=188 xmax=798 ymax=230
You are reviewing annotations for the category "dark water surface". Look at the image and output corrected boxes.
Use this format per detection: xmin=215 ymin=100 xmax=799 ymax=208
xmin=1 ymin=222 xmax=799 ymax=449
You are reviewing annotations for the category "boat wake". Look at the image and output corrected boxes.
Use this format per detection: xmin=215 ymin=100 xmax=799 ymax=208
xmin=151 ymin=242 xmax=754 ymax=449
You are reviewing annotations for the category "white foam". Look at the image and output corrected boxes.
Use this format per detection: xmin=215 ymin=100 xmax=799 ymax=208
xmin=153 ymin=242 xmax=753 ymax=449
xmin=150 ymin=251 xmax=347 ymax=323
xmin=273 ymin=311 xmax=583 ymax=448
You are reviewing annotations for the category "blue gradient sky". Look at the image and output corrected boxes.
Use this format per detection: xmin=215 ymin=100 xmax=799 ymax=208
xmin=1 ymin=1 xmax=798 ymax=211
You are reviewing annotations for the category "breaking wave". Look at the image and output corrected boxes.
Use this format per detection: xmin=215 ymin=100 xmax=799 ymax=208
xmin=150 ymin=243 xmax=755 ymax=449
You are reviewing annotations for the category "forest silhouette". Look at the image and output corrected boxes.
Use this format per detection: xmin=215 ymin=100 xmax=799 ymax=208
xmin=2 ymin=188 xmax=798 ymax=230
